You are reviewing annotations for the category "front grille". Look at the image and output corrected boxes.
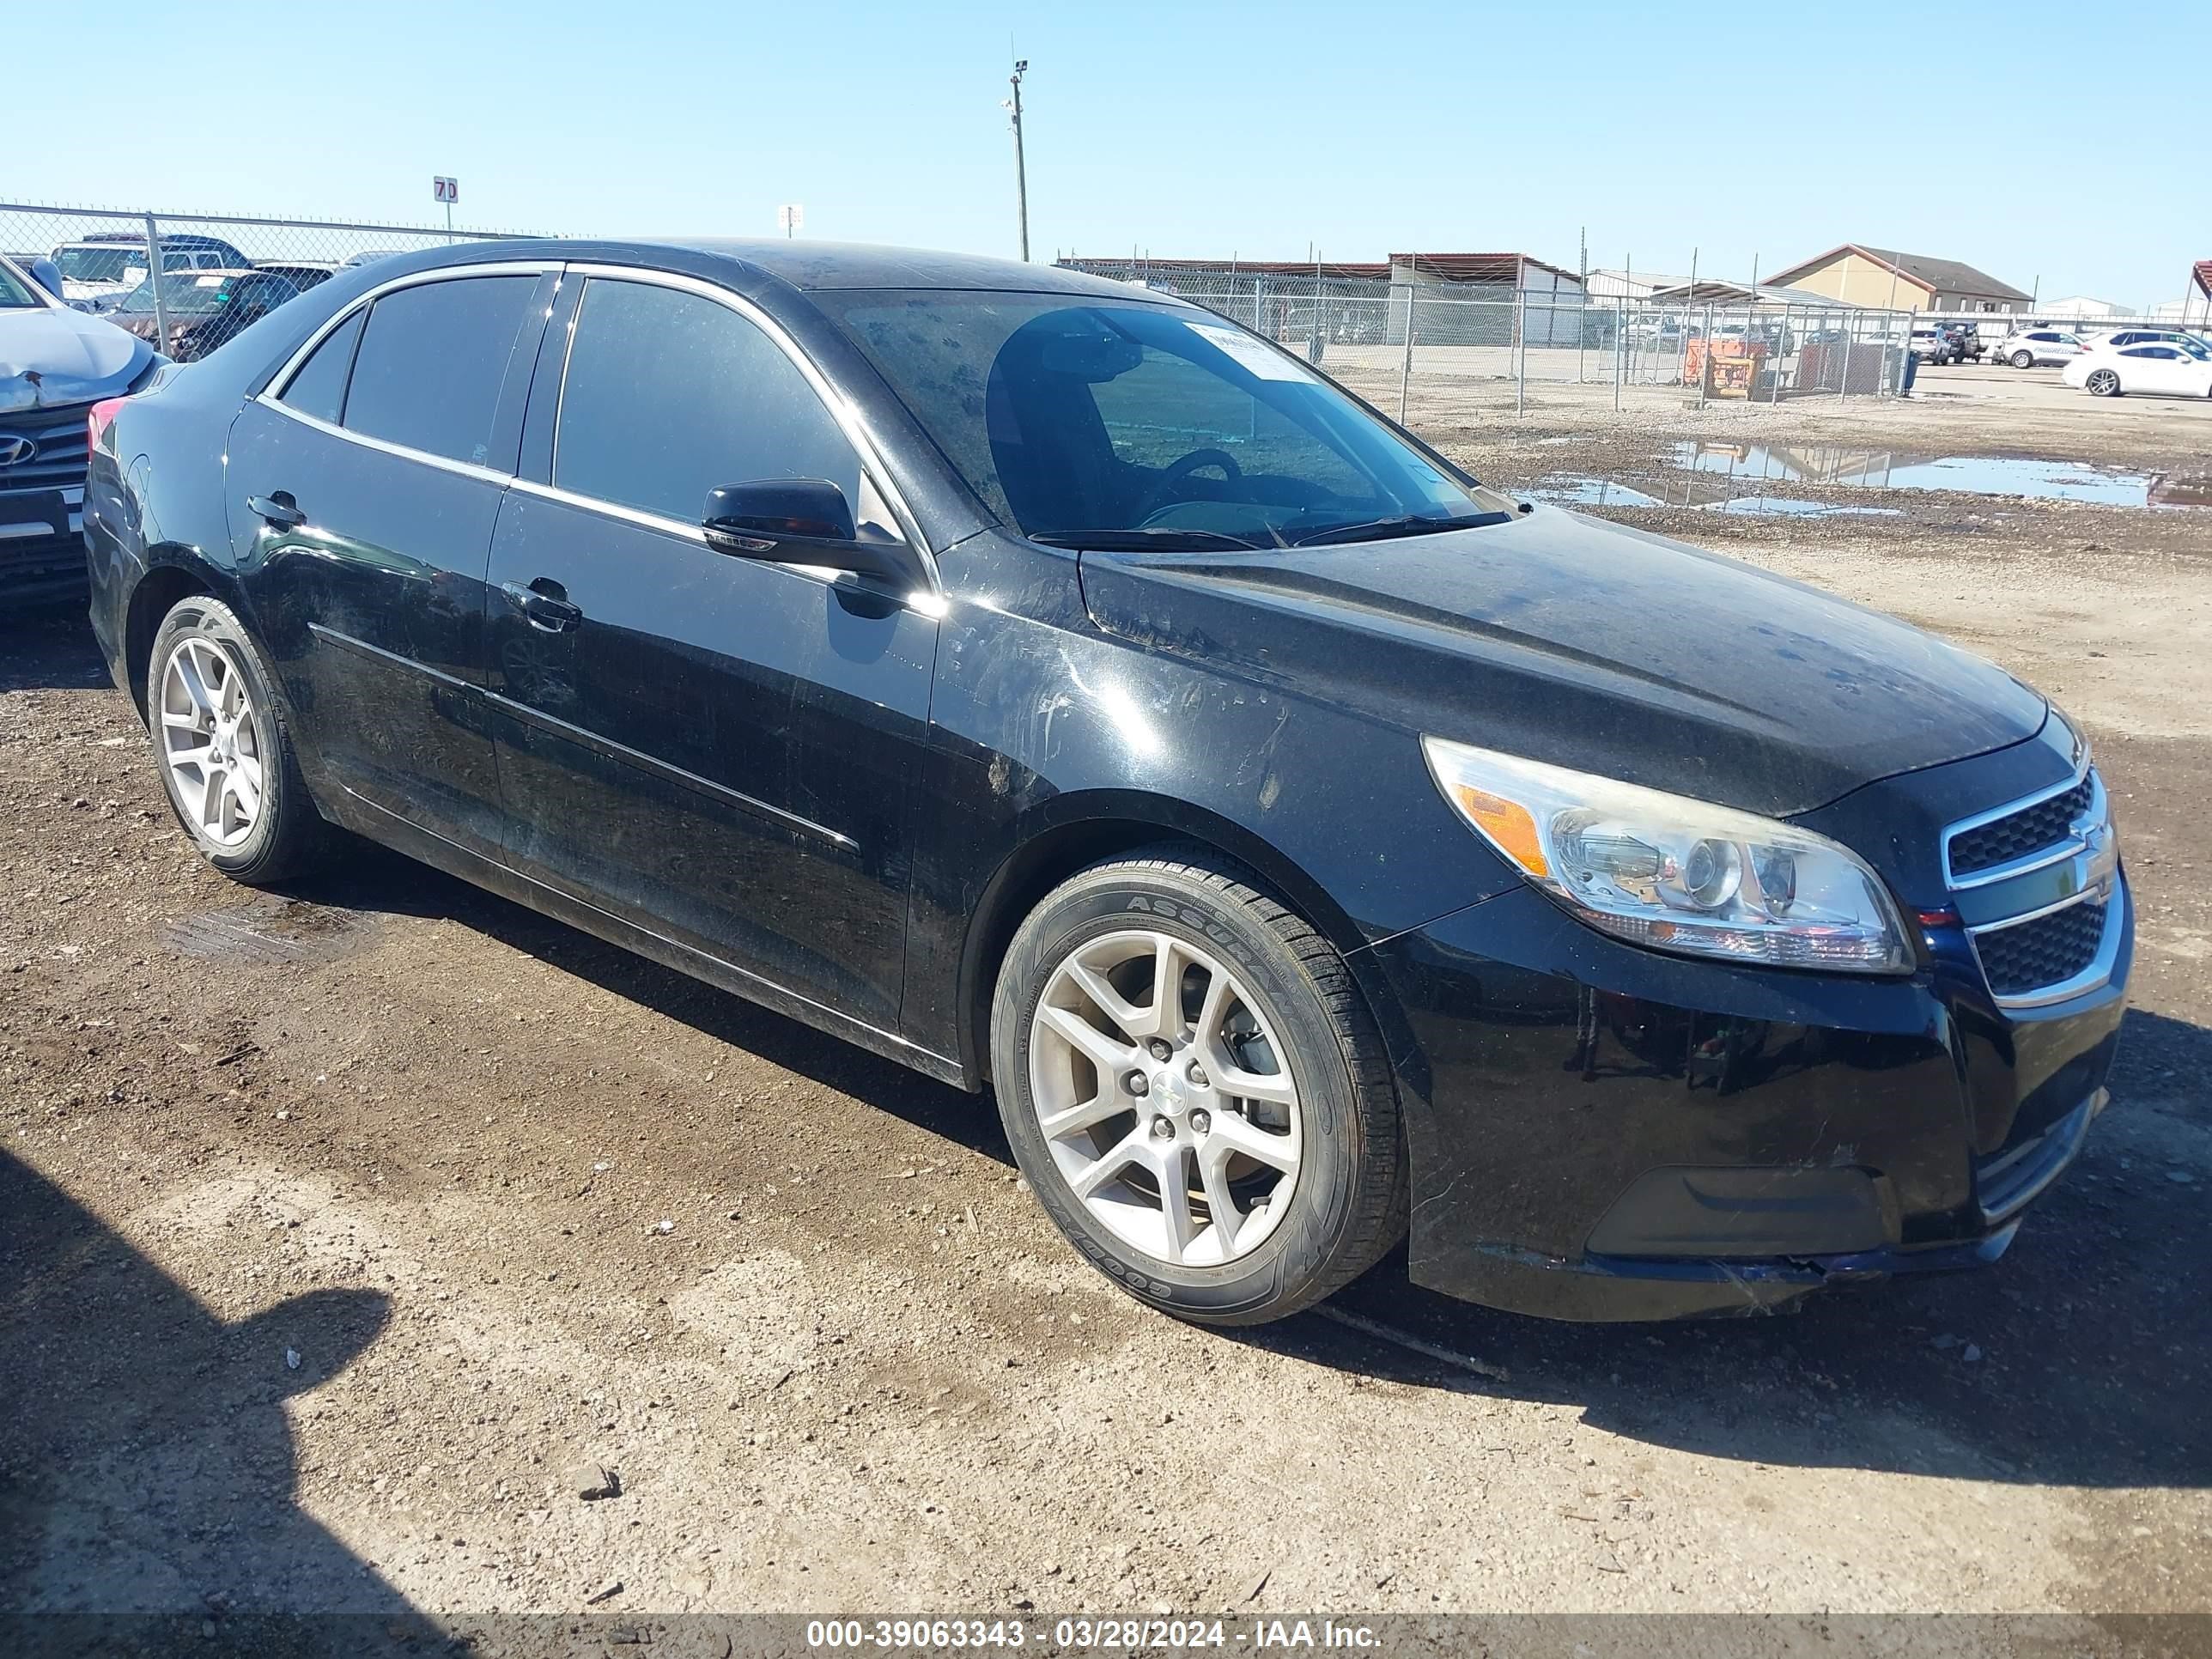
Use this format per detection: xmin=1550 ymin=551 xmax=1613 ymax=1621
xmin=0 ymin=402 xmax=95 ymax=495
xmin=1975 ymin=899 xmax=2108 ymax=997
xmin=1948 ymin=775 xmax=2094 ymax=878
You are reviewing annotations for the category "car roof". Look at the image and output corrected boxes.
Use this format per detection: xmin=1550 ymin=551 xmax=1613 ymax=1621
xmin=639 ymin=238 xmax=1154 ymax=295
xmin=359 ymin=236 xmax=1165 ymax=301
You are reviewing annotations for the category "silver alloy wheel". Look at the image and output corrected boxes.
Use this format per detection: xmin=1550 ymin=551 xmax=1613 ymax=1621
xmin=1028 ymin=928 xmax=1303 ymax=1268
xmin=158 ymin=635 xmax=265 ymax=848
xmin=2087 ymin=369 xmax=2119 ymax=396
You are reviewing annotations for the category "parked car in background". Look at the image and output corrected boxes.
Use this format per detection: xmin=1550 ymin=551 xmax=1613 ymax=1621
xmin=0 ymin=253 xmax=159 ymax=603
xmin=1948 ymin=320 xmax=1986 ymax=361
xmin=256 ymin=261 xmax=341 ymax=295
xmin=84 ymin=239 xmax=2130 ymax=1328
xmin=51 ymin=233 xmax=255 ymax=312
xmin=107 ymin=270 xmax=300 ymax=362
xmin=1911 ymin=323 xmax=1968 ymax=365
xmin=2063 ymin=339 xmax=2212 ymax=398
xmin=2088 ymin=328 xmax=2208 ymax=353
xmin=1994 ymin=327 xmax=2086 ymax=368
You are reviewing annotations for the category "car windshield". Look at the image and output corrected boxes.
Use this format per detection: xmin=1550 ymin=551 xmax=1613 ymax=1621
xmin=116 ymin=273 xmax=243 ymax=314
xmin=823 ymin=292 xmax=1505 ymax=548
xmin=0 ymin=262 xmax=40 ymax=308
xmin=54 ymin=246 xmax=138 ymax=283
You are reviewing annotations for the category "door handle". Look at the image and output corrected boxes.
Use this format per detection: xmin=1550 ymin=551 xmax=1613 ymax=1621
xmin=246 ymin=491 xmax=306 ymax=530
xmin=503 ymin=578 xmax=583 ymax=633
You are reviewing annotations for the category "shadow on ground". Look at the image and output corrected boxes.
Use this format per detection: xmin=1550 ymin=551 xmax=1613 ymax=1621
xmin=0 ymin=1151 xmax=443 ymax=1650
xmin=0 ymin=603 xmax=118 ymax=695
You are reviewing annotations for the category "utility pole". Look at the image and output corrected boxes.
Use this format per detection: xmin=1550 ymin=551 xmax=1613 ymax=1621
xmin=1007 ymin=58 xmax=1031 ymax=262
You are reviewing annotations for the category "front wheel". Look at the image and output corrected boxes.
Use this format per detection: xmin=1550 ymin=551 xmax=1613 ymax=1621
xmin=147 ymin=594 xmax=327 ymax=884
xmin=2085 ymin=368 xmax=2121 ymax=397
xmin=2012 ymin=349 xmax=2034 ymax=368
xmin=990 ymin=848 xmax=1407 ymax=1326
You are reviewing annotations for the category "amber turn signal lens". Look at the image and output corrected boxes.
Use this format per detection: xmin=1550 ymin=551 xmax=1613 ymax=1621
xmin=1454 ymin=786 xmax=1550 ymax=878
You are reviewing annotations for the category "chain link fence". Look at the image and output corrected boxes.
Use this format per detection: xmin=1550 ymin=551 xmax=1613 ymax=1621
xmin=1062 ymin=258 xmax=1916 ymax=416
xmin=3 ymin=203 xmax=1920 ymax=411
xmin=2 ymin=201 xmax=544 ymax=358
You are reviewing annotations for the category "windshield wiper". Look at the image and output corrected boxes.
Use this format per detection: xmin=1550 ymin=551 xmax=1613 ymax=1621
xmin=1028 ymin=527 xmax=1278 ymax=552
xmin=1285 ymin=513 xmax=1501 ymax=547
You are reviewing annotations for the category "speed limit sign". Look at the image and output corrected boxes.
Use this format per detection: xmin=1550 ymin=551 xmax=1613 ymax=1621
xmin=433 ymin=176 xmax=459 ymax=204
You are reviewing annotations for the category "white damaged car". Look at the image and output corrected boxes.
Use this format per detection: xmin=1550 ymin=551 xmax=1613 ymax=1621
xmin=1 ymin=253 xmax=160 ymax=603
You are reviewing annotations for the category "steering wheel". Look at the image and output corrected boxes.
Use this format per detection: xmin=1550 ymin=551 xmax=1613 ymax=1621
xmin=1137 ymin=447 xmax=1243 ymax=520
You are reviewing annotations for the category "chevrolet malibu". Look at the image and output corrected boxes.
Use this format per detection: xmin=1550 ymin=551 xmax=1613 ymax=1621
xmin=82 ymin=241 xmax=2130 ymax=1324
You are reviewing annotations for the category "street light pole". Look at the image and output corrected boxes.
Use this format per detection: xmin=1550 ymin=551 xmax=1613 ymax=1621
xmin=1008 ymin=58 xmax=1031 ymax=262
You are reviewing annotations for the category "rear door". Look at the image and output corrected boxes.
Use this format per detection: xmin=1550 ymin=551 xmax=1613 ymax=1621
xmin=483 ymin=270 xmax=937 ymax=1031
xmin=226 ymin=264 xmax=556 ymax=859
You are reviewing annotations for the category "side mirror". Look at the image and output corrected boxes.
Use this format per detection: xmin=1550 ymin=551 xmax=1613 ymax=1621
xmin=702 ymin=479 xmax=913 ymax=586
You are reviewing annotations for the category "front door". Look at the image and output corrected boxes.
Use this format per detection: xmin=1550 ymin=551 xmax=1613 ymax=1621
xmin=484 ymin=272 xmax=936 ymax=1033
xmin=227 ymin=267 xmax=553 ymax=859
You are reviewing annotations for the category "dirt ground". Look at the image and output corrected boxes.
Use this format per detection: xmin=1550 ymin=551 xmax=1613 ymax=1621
xmin=3 ymin=365 xmax=2209 ymax=1634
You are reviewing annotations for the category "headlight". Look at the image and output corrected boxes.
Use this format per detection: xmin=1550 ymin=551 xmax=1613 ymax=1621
xmin=1422 ymin=736 xmax=1911 ymax=974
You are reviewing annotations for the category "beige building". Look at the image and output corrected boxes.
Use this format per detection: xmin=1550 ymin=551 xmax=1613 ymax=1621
xmin=1765 ymin=245 xmax=2032 ymax=313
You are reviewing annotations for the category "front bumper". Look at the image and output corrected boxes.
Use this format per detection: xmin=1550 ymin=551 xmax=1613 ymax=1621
xmin=1361 ymin=877 xmax=2129 ymax=1322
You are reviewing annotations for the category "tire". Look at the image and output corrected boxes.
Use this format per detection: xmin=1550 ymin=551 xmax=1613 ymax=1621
xmin=2086 ymin=368 xmax=2121 ymax=398
xmin=146 ymin=594 xmax=327 ymax=884
xmin=2012 ymin=349 xmax=2033 ymax=368
xmin=990 ymin=847 xmax=1407 ymax=1326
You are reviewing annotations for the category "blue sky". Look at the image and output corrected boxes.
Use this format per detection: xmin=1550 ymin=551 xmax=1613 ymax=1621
xmin=12 ymin=0 xmax=2204 ymax=307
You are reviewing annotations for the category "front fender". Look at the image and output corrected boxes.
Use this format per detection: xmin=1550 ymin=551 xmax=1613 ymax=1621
xmin=902 ymin=531 xmax=1519 ymax=1073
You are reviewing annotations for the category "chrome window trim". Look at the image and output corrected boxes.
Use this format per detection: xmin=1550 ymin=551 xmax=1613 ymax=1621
xmin=552 ymin=263 xmax=938 ymax=597
xmin=253 ymin=398 xmax=514 ymax=488
xmin=262 ymin=258 xmax=561 ymax=398
xmin=503 ymin=476 xmax=941 ymax=613
xmin=508 ymin=474 xmax=708 ymax=542
xmin=1941 ymin=754 xmax=2095 ymax=890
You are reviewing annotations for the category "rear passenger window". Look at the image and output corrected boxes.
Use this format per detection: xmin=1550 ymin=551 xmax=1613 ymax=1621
xmin=553 ymin=277 xmax=867 ymax=527
xmin=278 ymin=310 xmax=366 ymax=425
xmin=343 ymin=276 xmax=535 ymax=468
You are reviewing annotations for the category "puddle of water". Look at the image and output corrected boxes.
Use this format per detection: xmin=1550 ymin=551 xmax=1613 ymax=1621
xmin=1698 ymin=496 xmax=1904 ymax=518
xmin=1528 ymin=474 xmax=1899 ymax=516
xmin=1528 ymin=476 xmax=1666 ymax=508
xmin=1668 ymin=442 xmax=2179 ymax=507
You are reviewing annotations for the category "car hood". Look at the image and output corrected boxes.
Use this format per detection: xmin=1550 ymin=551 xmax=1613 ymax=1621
xmin=0 ymin=303 xmax=154 ymax=411
xmin=1076 ymin=506 xmax=2047 ymax=819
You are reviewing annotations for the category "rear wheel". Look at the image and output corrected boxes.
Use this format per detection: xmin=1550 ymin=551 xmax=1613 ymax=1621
xmin=147 ymin=595 xmax=327 ymax=884
xmin=990 ymin=848 xmax=1407 ymax=1326
xmin=2085 ymin=368 xmax=2121 ymax=397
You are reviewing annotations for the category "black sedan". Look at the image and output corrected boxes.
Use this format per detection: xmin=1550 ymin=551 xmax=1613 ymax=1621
xmin=107 ymin=269 xmax=300 ymax=362
xmin=82 ymin=240 xmax=2129 ymax=1324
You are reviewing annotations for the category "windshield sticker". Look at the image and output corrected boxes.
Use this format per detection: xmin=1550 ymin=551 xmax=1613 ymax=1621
xmin=1189 ymin=322 xmax=1317 ymax=383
